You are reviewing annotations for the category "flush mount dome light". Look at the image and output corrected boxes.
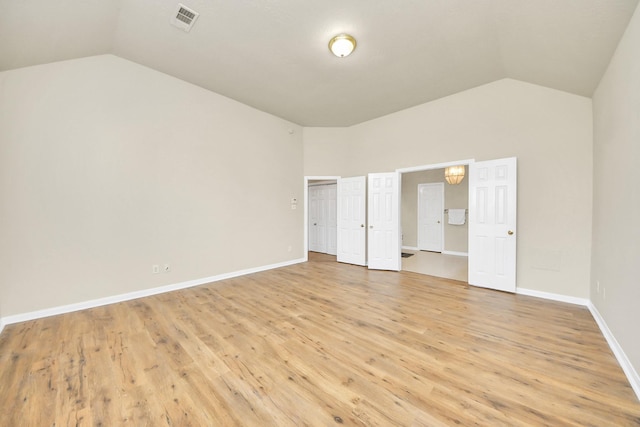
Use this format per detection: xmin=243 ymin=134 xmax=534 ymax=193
xmin=329 ymin=34 xmax=356 ymax=57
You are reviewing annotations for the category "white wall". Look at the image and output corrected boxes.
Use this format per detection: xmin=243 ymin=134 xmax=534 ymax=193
xmin=0 ymin=55 xmax=304 ymax=317
xmin=591 ymin=3 xmax=640 ymax=384
xmin=305 ymin=79 xmax=593 ymax=298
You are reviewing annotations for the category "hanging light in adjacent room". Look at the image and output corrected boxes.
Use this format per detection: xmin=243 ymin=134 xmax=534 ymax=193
xmin=329 ymin=34 xmax=357 ymax=57
xmin=445 ymin=165 xmax=465 ymax=184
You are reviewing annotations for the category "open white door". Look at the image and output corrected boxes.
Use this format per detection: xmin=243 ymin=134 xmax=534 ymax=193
xmin=337 ymin=176 xmax=367 ymax=266
xmin=468 ymin=157 xmax=517 ymax=292
xmin=367 ymin=172 xmax=401 ymax=271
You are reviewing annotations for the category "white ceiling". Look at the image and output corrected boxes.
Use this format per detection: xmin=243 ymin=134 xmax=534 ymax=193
xmin=1 ymin=0 xmax=638 ymax=126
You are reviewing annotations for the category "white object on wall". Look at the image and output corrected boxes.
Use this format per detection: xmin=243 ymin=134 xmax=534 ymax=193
xmin=448 ymin=209 xmax=466 ymax=225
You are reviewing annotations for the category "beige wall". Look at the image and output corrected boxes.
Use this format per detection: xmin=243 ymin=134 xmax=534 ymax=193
xmin=591 ymin=3 xmax=640 ymax=382
xmin=401 ymin=169 xmax=468 ymax=253
xmin=0 ymin=55 xmax=304 ymax=317
xmin=305 ymin=79 xmax=593 ymax=298
xmin=303 ymin=128 xmax=353 ymax=177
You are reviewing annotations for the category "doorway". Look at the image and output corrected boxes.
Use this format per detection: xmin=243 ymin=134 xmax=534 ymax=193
xmin=399 ymin=161 xmax=471 ymax=282
xmin=306 ymin=178 xmax=338 ymax=257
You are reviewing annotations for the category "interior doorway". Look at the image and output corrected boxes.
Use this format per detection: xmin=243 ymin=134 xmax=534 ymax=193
xmin=305 ymin=177 xmax=338 ymax=257
xmin=398 ymin=160 xmax=472 ymax=282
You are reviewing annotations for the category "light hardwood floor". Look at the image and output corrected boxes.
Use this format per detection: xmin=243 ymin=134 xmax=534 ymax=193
xmin=1 ymin=252 xmax=639 ymax=426
xmin=401 ymin=250 xmax=468 ymax=282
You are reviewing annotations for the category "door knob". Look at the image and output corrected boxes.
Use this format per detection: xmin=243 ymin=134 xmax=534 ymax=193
xmin=369 ymin=225 xmax=373 ymax=229
xmin=437 ymin=221 xmax=440 ymax=223
xmin=508 ymin=230 xmax=514 ymax=235
xmin=360 ymin=224 xmax=365 ymax=228
xmin=313 ymin=223 xmax=317 ymax=226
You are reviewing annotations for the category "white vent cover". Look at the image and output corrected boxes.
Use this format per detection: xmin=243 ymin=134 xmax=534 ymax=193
xmin=171 ymin=3 xmax=199 ymax=32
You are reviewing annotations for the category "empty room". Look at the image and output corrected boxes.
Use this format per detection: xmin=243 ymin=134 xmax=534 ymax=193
xmin=1 ymin=0 xmax=639 ymax=425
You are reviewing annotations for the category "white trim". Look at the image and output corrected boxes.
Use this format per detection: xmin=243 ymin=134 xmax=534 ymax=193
xmin=588 ymin=302 xmax=640 ymax=400
xmin=442 ymin=250 xmax=468 ymax=257
xmin=402 ymin=246 xmax=419 ymax=251
xmin=304 ymin=176 xmax=340 ymax=261
xmin=396 ymin=159 xmax=475 ymax=174
xmin=515 ymin=288 xmax=589 ymax=306
xmin=515 ymin=289 xmax=640 ymax=400
xmin=1 ymin=258 xmax=305 ymax=326
xmin=0 ymin=318 xmax=4 ymax=335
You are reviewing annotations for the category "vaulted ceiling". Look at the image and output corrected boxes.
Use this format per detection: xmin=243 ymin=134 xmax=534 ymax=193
xmin=1 ymin=0 xmax=638 ymax=126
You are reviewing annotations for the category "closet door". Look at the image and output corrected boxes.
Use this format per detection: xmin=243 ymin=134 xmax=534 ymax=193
xmin=326 ymin=184 xmax=337 ymax=255
xmin=316 ymin=186 xmax=328 ymax=253
xmin=308 ymin=187 xmax=321 ymax=252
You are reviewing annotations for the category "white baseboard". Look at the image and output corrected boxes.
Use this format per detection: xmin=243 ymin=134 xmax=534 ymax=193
xmin=401 ymin=246 xmax=419 ymax=251
xmin=588 ymin=302 xmax=640 ymax=400
xmin=516 ymin=287 xmax=589 ymax=306
xmin=1 ymin=257 xmax=306 ymax=326
xmin=442 ymin=250 xmax=468 ymax=257
xmin=517 ymin=288 xmax=639 ymax=400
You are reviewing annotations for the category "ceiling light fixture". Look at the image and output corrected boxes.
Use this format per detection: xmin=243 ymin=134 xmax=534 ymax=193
xmin=444 ymin=166 xmax=465 ymax=185
xmin=329 ymin=34 xmax=357 ymax=58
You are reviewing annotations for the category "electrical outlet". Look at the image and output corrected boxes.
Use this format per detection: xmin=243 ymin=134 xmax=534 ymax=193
xmin=152 ymin=265 xmax=160 ymax=274
xmin=596 ymin=280 xmax=600 ymax=293
xmin=603 ymin=287 xmax=606 ymax=300
xmin=164 ymin=264 xmax=170 ymax=273
xmin=287 ymin=245 xmax=292 ymax=252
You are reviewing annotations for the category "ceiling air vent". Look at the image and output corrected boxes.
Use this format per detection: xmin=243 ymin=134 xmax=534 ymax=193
xmin=171 ymin=3 xmax=199 ymax=32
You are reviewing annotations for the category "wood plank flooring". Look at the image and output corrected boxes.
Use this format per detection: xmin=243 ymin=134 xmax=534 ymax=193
xmin=1 ymin=252 xmax=639 ymax=426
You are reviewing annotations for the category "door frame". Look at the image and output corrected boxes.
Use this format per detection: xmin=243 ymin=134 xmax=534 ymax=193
xmin=304 ymin=176 xmax=340 ymax=262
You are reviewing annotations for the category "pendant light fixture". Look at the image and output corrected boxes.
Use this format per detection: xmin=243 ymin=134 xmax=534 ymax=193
xmin=445 ymin=165 xmax=465 ymax=185
xmin=329 ymin=34 xmax=357 ymax=57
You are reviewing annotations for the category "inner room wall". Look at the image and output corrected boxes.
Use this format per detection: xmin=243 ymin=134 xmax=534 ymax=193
xmin=591 ymin=1 xmax=640 ymax=390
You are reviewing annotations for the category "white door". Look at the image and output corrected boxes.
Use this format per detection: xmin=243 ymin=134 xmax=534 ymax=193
xmin=367 ymin=172 xmax=401 ymax=271
xmin=468 ymin=157 xmax=517 ymax=292
xmin=337 ymin=176 xmax=366 ymax=266
xmin=417 ymin=183 xmax=444 ymax=252
xmin=308 ymin=184 xmax=337 ymax=255
xmin=309 ymin=186 xmax=320 ymax=252
xmin=326 ymin=184 xmax=337 ymax=256
xmin=316 ymin=186 xmax=327 ymax=253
